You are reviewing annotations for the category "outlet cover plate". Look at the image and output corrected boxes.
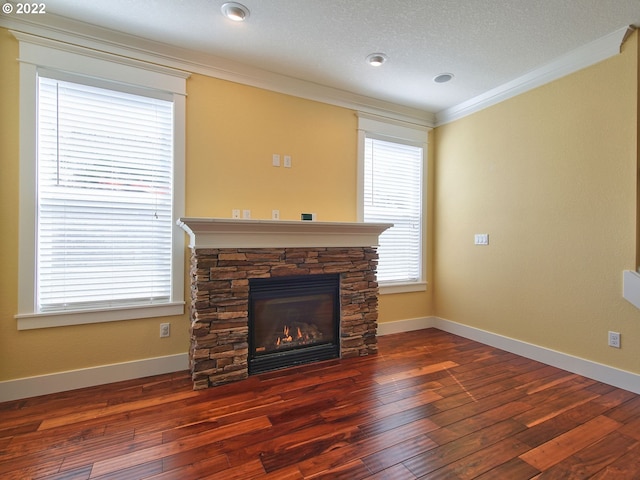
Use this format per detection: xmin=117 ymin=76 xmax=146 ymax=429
xmin=160 ymin=323 xmax=170 ymax=338
xmin=608 ymin=331 xmax=621 ymax=348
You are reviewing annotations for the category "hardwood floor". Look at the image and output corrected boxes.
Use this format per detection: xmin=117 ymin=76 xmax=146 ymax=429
xmin=2 ymin=328 xmax=640 ymax=479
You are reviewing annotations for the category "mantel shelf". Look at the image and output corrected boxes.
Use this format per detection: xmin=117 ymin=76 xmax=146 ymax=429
xmin=176 ymin=218 xmax=392 ymax=249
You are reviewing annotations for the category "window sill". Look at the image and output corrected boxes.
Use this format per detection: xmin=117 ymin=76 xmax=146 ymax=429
xmin=15 ymin=302 xmax=185 ymax=330
xmin=379 ymin=281 xmax=427 ymax=295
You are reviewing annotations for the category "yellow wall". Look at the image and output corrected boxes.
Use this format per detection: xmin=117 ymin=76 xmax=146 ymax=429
xmin=0 ymin=29 xmax=433 ymax=382
xmin=7 ymin=23 xmax=635 ymax=383
xmin=434 ymin=31 xmax=640 ymax=374
xmin=185 ymin=74 xmax=357 ymax=221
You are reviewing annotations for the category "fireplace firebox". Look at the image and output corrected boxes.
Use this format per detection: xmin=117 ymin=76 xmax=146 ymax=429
xmin=248 ymin=274 xmax=340 ymax=374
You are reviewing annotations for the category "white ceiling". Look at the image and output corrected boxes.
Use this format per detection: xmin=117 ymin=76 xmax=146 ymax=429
xmin=8 ymin=0 xmax=640 ymax=117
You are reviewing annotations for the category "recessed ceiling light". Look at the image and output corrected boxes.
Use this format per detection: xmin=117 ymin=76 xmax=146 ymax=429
xmin=366 ymin=53 xmax=388 ymax=67
xmin=433 ymin=73 xmax=454 ymax=83
xmin=221 ymin=2 xmax=250 ymax=22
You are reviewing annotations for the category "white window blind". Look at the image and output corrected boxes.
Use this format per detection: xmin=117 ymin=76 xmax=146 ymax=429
xmin=364 ymin=137 xmax=423 ymax=283
xmin=37 ymin=76 xmax=174 ymax=312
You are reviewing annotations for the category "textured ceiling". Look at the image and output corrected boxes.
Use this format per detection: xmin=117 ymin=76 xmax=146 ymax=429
xmin=13 ymin=0 xmax=640 ymax=114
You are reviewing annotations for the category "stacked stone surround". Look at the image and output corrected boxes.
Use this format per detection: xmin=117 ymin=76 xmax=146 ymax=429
xmin=189 ymin=246 xmax=380 ymax=390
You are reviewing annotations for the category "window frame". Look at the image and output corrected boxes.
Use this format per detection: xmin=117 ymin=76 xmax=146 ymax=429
xmin=357 ymin=113 xmax=430 ymax=294
xmin=14 ymin=32 xmax=189 ymax=330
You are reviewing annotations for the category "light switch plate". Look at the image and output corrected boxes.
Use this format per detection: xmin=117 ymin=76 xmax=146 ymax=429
xmin=474 ymin=234 xmax=489 ymax=245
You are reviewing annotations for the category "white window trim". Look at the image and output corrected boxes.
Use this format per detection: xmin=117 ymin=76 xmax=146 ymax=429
xmin=13 ymin=31 xmax=190 ymax=330
xmin=357 ymin=112 xmax=430 ymax=294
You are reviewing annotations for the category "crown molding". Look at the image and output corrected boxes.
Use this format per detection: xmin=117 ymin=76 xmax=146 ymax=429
xmin=1 ymin=14 xmax=632 ymax=129
xmin=435 ymin=26 xmax=634 ymax=126
xmin=0 ymin=13 xmax=435 ymax=127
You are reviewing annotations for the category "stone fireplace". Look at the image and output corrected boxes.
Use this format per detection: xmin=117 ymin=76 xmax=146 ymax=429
xmin=177 ymin=218 xmax=391 ymax=390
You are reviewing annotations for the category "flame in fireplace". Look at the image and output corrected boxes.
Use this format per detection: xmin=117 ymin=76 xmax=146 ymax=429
xmin=264 ymin=322 xmax=323 ymax=351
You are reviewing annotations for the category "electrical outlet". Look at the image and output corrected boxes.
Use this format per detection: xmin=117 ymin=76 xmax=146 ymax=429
xmin=160 ymin=323 xmax=170 ymax=338
xmin=608 ymin=331 xmax=620 ymax=348
xmin=272 ymin=209 xmax=280 ymax=220
xmin=242 ymin=209 xmax=251 ymax=219
xmin=232 ymin=209 xmax=240 ymax=219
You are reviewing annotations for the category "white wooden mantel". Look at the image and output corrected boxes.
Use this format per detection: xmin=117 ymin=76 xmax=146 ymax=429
xmin=176 ymin=218 xmax=393 ymax=249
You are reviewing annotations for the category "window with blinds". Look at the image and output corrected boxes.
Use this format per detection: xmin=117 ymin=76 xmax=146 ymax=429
xmin=37 ymin=76 xmax=174 ymax=312
xmin=363 ymin=137 xmax=423 ymax=284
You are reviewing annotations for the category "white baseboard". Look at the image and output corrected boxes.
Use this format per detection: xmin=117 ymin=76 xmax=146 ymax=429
xmin=378 ymin=316 xmax=640 ymax=395
xmin=377 ymin=316 xmax=436 ymax=335
xmin=0 ymin=353 xmax=189 ymax=402
xmin=4 ymin=316 xmax=639 ymax=402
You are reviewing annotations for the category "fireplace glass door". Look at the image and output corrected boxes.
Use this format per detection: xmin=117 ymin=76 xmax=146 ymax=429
xmin=248 ymin=274 xmax=340 ymax=374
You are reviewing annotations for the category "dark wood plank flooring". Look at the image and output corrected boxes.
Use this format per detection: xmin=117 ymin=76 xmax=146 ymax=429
xmin=2 ymin=328 xmax=640 ymax=479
